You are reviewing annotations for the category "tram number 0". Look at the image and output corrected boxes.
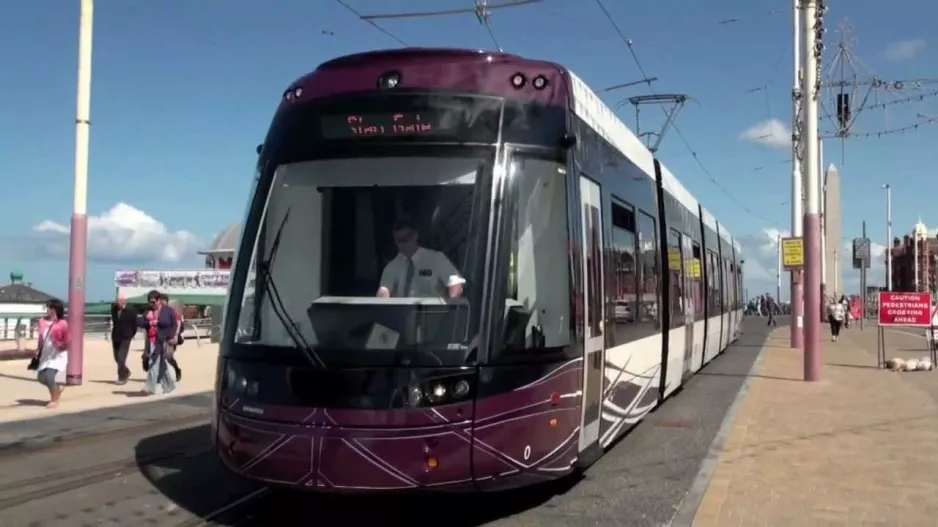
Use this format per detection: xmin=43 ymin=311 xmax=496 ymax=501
xmin=523 ymin=445 xmax=531 ymax=461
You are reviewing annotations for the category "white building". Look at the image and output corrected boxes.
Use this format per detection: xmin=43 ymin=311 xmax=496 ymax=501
xmin=113 ymin=223 xmax=240 ymax=307
xmin=0 ymin=271 xmax=55 ymax=342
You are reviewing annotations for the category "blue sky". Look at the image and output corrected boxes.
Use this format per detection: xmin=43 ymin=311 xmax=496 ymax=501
xmin=1 ymin=0 xmax=936 ymax=301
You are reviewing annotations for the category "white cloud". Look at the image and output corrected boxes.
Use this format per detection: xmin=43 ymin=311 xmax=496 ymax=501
xmin=31 ymin=202 xmax=202 ymax=264
xmin=739 ymin=118 xmax=791 ymax=149
xmin=883 ymin=38 xmax=925 ymax=61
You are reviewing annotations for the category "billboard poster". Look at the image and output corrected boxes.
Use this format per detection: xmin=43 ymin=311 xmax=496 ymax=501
xmin=114 ymin=269 xmax=230 ymax=290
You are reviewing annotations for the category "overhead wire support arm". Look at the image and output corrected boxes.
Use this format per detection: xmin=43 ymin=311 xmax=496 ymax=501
xmin=334 ymin=0 xmax=408 ymax=46
xmin=627 ymin=94 xmax=689 ymax=153
xmin=597 ymin=77 xmax=659 ymax=93
xmin=358 ymin=0 xmax=545 ymax=52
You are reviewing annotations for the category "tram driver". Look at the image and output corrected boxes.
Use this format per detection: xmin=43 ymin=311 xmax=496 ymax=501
xmin=376 ymin=217 xmax=465 ymax=299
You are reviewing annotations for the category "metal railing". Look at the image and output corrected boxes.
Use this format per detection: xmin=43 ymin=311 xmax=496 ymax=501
xmin=2 ymin=315 xmax=215 ymax=348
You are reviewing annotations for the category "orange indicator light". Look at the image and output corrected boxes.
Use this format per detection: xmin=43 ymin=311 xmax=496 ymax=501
xmin=549 ymin=418 xmax=558 ymax=427
xmin=427 ymin=457 xmax=439 ymax=469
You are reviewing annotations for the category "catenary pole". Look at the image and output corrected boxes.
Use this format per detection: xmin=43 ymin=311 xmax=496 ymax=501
xmin=67 ymin=0 xmax=94 ymax=386
xmin=790 ymin=0 xmax=804 ymax=348
xmin=801 ymin=0 xmax=822 ymax=381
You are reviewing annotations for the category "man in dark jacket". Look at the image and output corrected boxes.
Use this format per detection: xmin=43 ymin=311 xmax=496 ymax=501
xmin=765 ymin=293 xmax=778 ymax=327
xmin=110 ymin=294 xmax=138 ymax=384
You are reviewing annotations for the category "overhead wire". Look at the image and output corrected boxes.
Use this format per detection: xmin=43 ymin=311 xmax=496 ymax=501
xmin=824 ymin=114 xmax=938 ymax=139
xmin=334 ymin=0 xmax=408 ymax=46
xmin=591 ymin=0 xmax=781 ymax=228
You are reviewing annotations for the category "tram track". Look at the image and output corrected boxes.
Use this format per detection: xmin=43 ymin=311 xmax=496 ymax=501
xmin=0 ymin=443 xmax=211 ymax=511
xmin=0 ymin=412 xmax=208 ymax=459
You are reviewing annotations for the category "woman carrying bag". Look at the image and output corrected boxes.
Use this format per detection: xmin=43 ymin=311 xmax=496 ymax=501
xmin=140 ymin=290 xmax=178 ymax=395
xmin=27 ymin=298 xmax=70 ymax=408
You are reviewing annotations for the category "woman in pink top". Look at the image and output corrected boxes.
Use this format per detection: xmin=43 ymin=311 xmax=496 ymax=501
xmin=36 ymin=298 xmax=70 ymax=408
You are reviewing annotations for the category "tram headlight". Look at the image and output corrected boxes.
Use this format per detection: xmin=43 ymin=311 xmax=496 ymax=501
xmin=510 ymin=73 xmax=526 ymax=89
xmin=404 ymin=374 xmax=475 ymax=408
xmin=407 ymin=384 xmax=424 ymax=407
xmin=377 ymin=71 xmax=401 ymax=90
xmin=532 ymin=75 xmax=548 ymax=90
xmin=225 ymin=362 xmax=259 ymax=398
xmin=426 ymin=383 xmax=447 ymax=404
xmin=452 ymin=380 xmax=470 ymax=398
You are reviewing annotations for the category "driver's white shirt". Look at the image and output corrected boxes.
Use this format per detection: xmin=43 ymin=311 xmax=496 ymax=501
xmin=379 ymin=247 xmax=465 ymax=297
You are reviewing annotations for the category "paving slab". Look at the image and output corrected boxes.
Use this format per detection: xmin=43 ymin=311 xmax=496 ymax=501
xmin=685 ymin=324 xmax=938 ymax=526
xmin=0 ymin=337 xmax=218 ymax=451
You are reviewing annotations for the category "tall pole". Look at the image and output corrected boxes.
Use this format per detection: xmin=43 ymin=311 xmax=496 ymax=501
xmin=884 ymin=184 xmax=892 ymax=290
xmin=860 ymin=221 xmax=866 ymax=331
xmin=819 ymin=140 xmax=826 ymax=304
xmin=66 ymin=0 xmax=94 ymax=386
xmin=833 ymin=250 xmax=838 ymax=294
xmin=914 ymin=228 xmax=920 ymax=292
xmin=801 ymin=0 xmax=822 ymax=381
xmin=790 ymin=0 xmax=804 ymax=349
xmin=777 ymin=233 xmax=782 ymax=303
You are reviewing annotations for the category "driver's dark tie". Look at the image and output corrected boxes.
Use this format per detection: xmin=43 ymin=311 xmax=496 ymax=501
xmin=402 ymin=258 xmax=415 ymax=297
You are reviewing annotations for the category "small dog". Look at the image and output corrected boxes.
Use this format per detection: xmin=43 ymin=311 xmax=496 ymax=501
xmin=886 ymin=357 xmax=934 ymax=371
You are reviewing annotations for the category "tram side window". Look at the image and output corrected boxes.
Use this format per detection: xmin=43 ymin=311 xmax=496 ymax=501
xmin=502 ymin=154 xmax=571 ymax=356
xmin=667 ymin=229 xmax=685 ymax=328
xmin=729 ymin=263 xmax=738 ymax=310
xmin=736 ymin=265 xmax=743 ymax=310
xmin=691 ymin=243 xmax=704 ymax=321
xmin=723 ymin=258 xmax=731 ymax=311
xmin=610 ymin=200 xmax=637 ymax=346
xmin=637 ymin=211 xmax=660 ymax=330
xmin=708 ymin=250 xmax=722 ymax=315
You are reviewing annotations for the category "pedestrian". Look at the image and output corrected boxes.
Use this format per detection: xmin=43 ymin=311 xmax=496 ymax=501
xmin=828 ymin=297 xmax=845 ymax=342
xmin=109 ymin=294 xmax=138 ymax=384
xmin=30 ymin=298 xmax=69 ymax=408
xmin=765 ymin=293 xmax=778 ymax=327
xmin=161 ymin=293 xmax=184 ymax=382
xmin=141 ymin=290 xmax=178 ymax=395
xmin=840 ymin=295 xmax=850 ymax=329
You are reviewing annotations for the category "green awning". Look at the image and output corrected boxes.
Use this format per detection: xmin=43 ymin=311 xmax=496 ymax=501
xmin=84 ymin=302 xmax=114 ymax=314
xmin=125 ymin=293 xmax=226 ymax=306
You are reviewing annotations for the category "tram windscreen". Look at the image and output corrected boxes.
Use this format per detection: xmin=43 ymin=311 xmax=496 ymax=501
xmin=231 ymin=156 xmax=489 ymax=367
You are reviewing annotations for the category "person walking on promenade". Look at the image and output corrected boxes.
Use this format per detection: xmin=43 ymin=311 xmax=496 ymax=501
xmin=30 ymin=298 xmax=69 ymax=408
xmin=141 ymin=290 xmax=178 ymax=395
xmin=828 ymin=297 xmax=846 ymax=342
xmin=161 ymin=293 xmax=184 ymax=381
xmin=765 ymin=293 xmax=778 ymax=327
xmin=109 ymin=294 xmax=138 ymax=384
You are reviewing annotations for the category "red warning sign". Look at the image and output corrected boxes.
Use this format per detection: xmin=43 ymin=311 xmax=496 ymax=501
xmin=878 ymin=292 xmax=933 ymax=327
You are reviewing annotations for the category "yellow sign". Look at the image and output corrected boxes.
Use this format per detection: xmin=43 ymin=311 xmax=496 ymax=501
xmin=691 ymin=258 xmax=702 ymax=278
xmin=667 ymin=248 xmax=682 ymax=271
xmin=781 ymin=237 xmax=804 ymax=269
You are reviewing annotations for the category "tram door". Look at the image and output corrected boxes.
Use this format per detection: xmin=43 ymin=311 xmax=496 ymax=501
xmin=682 ymin=234 xmax=695 ymax=378
xmin=578 ymin=176 xmax=605 ymax=452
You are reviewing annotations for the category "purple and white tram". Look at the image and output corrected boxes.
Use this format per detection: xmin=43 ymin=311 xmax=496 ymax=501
xmin=212 ymin=48 xmax=744 ymax=493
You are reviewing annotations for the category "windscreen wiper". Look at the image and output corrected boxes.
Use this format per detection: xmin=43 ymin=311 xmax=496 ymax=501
xmin=257 ymin=206 xmax=326 ymax=369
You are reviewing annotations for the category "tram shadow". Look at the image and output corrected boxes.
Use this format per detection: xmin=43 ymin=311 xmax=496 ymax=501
xmin=134 ymin=423 xmax=262 ymax=521
xmin=135 ymin=423 xmax=581 ymax=525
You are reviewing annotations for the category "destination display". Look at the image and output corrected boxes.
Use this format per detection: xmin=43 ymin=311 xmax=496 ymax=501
xmin=320 ymin=112 xmax=457 ymax=139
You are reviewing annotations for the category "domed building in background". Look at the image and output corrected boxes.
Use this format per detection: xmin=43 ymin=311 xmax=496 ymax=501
xmin=889 ymin=218 xmax=938 ymax=294
xmin=113 ymin=223 xmax=242 ymax=329
xmin=199 ymin=222 xmax=241 ymax=270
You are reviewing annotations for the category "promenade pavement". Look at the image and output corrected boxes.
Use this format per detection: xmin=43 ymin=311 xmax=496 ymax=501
xmin=684 ymin=323 xmax=938 ymax=526
xmin=0 ymin=336 xmax=218 ymax=423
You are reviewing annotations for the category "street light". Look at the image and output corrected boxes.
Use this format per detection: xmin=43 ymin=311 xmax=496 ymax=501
xmin=66 ymin=0 xmax=94 ymax=386
xmin=883 ymin=184 xmax=892 ymax=291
